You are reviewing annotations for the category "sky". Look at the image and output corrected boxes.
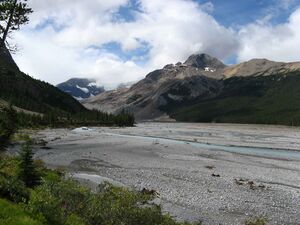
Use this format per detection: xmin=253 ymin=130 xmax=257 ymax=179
xmin=11 ymin=0 xmax=300 ymax=89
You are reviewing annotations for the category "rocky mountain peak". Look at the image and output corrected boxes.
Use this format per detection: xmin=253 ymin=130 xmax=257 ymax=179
xmin=57 ymin=78 xmax=105 ymax=100
xmin=184 ymin=53 xmax=227 ymax=70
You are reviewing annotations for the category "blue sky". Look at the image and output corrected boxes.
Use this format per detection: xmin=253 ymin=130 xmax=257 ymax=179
xmin=98 ymin=0 xmax=300 ymax=65
xmin=13 ymin=0 xmax=300 ymax=87
xmin=206 ymin=0 xmax=300 ymax=26
xmin=115 ymin=0 xmax=300 ymax=26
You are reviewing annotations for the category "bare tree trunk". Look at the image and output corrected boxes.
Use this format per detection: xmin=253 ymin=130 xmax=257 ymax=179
xmin=0 ymin=0 xmax=17 ymax=48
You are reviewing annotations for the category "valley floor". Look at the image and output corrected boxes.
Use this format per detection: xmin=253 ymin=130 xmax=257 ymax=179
xmin=27 ymin=123 xmax=300 ymax=225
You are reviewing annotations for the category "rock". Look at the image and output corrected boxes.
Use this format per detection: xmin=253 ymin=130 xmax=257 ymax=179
xmin=205 ymin=165 xmax=215 ymax=170
xmin=234 ymin=179 xmax=244 ymax=185
xmin=212 ymin=173 xmax=221 ymax=177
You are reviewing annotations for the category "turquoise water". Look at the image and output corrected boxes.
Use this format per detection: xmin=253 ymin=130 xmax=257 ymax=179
xmin=105 ymin=133 xmax=300 ymax=160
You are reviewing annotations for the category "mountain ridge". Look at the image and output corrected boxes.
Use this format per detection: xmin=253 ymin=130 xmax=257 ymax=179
xmin=83 ymin=53 xmax=300 ymax=125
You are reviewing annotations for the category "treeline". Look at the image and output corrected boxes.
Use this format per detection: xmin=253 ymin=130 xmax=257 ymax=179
xmin=0 ymin=105 xmax=16 ymax=150
xmin=16 ymin=110 xmax=135 ymax=128
xmin=0 ymin=105 xmax=134 ymax=151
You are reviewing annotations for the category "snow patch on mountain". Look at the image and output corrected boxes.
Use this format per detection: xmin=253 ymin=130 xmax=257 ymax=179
xmin=57 ymin=78 xmax=105 ymax=100
xmin=76 ymin=85 xmax=89 ymax=94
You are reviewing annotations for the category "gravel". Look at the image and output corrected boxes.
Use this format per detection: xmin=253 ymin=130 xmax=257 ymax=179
xmin=30 ymin=122 xmax=300 ymax=225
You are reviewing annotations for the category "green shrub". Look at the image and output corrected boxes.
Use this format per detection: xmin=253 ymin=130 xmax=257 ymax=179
xmin=0 ymin=155 xmax=19 ymax=177
xmin=28 ymin=183 xmax=64 ymax=225
xmin=82 ymin=182 xmax=181 ymax=225
xmin=245 ymin=217 xmax=267 ymax=225
xmin=0 ymin=198 xmax=44 ymax=225
xmin=0 ymin=175 xmax=29 ymax=203
xmin=27 ymin=179 xmax=90 ymax=225
xmin=65 ymin=214 xmax=85 ymax=225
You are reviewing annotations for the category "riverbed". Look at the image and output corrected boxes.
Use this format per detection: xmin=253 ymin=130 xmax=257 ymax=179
xmin=31 ymin=123 xmax=300 ymax=225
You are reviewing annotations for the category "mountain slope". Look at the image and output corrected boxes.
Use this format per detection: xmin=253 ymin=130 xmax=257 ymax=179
xmin=57 ymin=78 xmax=105 ymax=100
xmin=84 ymin=53 xmax=300 ymax=125
xmin=0 ymin=47 xmax=86 ymax=114
xmin=84 ymin=54 xmax=225 ymax=120
xmin=166 ymin=71 xmax=300 ymax=125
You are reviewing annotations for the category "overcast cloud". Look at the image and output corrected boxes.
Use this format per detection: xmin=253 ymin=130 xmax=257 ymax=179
xmin=11 ymin=0 xmax=300 ymax=88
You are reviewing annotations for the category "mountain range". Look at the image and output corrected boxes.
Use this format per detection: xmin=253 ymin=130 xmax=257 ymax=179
xmin=57 ymin=78 xmax=105 ymax=100
xmin=83 ymin=53 xmax=300 ymax=125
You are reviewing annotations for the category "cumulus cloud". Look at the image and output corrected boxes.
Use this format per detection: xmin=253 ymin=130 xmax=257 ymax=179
xmin=12 ymin=0 xmax=238 ymax=88
xmin=11 ymin=0 xmax=300 ymax=89
xmin=237 ymin=7 xmax=300 ymax=62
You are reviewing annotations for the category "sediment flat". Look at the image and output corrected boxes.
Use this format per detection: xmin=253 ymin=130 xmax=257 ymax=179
xmin=31 ymin=123 xmax=300 ymax=225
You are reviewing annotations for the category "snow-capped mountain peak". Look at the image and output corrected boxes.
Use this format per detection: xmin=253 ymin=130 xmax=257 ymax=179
xmin=57 ymin=78 xmax=105 ymax=100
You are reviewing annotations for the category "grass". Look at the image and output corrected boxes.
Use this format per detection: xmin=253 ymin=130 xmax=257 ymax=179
xmin=0 ymin=199 xmax=43 ymax=225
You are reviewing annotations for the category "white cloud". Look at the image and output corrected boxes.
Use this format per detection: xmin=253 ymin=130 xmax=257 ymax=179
xmin=11 ymin=0 xmax=300 ymax=89
xmin=237 ymin=7 xmax=300 ymax=62
xmin=12 ymin=0 xmax=239 ymax=88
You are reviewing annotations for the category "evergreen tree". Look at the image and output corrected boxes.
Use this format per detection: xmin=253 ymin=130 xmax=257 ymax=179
xmin=0 ymin=0 xmax=33 ymax=49
xmin=18 ymin=141 xmax=40 ymax=187
xmin=0 ymin=104 xmax=16 ymax=151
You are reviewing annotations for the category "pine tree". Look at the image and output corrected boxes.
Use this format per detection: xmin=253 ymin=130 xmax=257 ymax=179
xmin=18 ymin=141 xmax=40 ymax=187
xmin=0 ymin=0 xmax=33 ymax=49
xmin=0 ymin=104 xmax=16 ymax=151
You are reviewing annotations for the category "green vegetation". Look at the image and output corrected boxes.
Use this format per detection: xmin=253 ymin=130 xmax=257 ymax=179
xmin=0 ymin=68 xmax=85 ymax=114
xmin=0 ymin=104 xmax=16 ymax=150
xmin=18 ymin=142 xmax=41 ymax=188
xmin=0 ymin=49 xmax=134 ymax=128
xmin=0 ymin=153 xmax=195 ymax=225
xmin=167 ymin=72 xmax=300 ymax=126
xmin=0 ymin=70 xmax=135 ymax=128
xmin=0 ymin=0 xmax=33 ymax=49
xmin=0 ymin=199 xmax=43 ymax=225
xmin=245 ymin=217 xmax=267 ymax=225
xmin=15 ymin=109 xmax=135 ymax=128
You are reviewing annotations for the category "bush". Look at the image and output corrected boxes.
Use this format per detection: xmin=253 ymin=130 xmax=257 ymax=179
xmin=28 ymin=183 xmax=64 ymax=225
xmin=65 ymin=214 xmax=85 ymax=225
xmin=0 ymin=198 xmax=44 ymax=225
xmin=245 ymin=217 xmax=267 ymax=225
xmin=0 ymin=175 xmax=29 ymax=203
xmin=27 ymin=179 xmax=192 ymax=225
xmin=27 ymin=179 xmax=90 ymax=225
xmin=82 ymin=183 xmax=182 ymax=225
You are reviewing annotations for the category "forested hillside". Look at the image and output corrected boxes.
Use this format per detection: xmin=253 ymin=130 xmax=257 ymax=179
xmin=165 ymin=71 xmax=300 ymax=126
xmin=0 ymin=47 xmax=134 ymax=128
xmin=0 ymin=49 xmax=85 ymax=114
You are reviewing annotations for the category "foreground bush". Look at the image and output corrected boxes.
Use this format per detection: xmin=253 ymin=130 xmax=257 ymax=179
xmin=245 ymin=217 xmax=267 ymax=225
xmin=27 ymin=180 xmax=190 ymax=225
xmin=0 ymin=199 xmax=43 ymax=225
